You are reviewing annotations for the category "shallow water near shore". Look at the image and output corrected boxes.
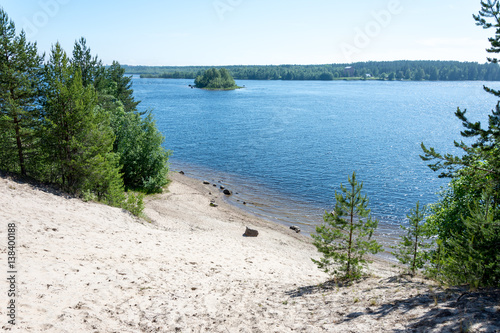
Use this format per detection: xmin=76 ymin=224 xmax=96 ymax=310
xmin=166 ymin=160 xmax=411 ymax=260
xmin=133 ymin=78 xmax=500 ymax=250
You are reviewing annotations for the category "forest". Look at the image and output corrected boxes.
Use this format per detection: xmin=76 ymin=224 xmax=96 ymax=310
xmin=125 ymin=60 xmax=500 ymax=81
xmin=0 ymin=9 xmax=170 ymax=215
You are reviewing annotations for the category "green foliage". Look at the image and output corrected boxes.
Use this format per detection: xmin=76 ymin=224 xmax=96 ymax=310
xmin=421 ymin=1 xmax=500 ymax=188
xmin=426 ymin=169 xmax=487 ymax=241
xmin=420 ymin=1 xmax=500 ymax=287
xmin=41 ymin=43 xmax=123 ymax=204
xmin=71 ymin=37 xmax=105 ymax=89
xmin=447 ymin=193 xmax=500 ymax=287
xmin=0 ymin=128 xmax=18 ymax=172
xmin=194 ymin=68 xmax=239 ymax=89
xmin=97 ymin=60 xmax=169 ymax=194
xmin=105 ymin=61 xmax=140 ymax=113
xmin=423 ymin=159 xmax=500 ymax=287
xmin=98 ymin=61 xmax=170 ymax=194
xmin=112 ymin=109 xmax=171 ymax=193
xmin=44 ymin=40 xmax=169 ymax=198
xmin=312 ymin=172 xmax=382 ymax=280
xmin=0 ymin=9 xmax=44 ymax=176
xmin=428 ymin=191 xmax=500 ymax=287
xmin=82 ymin=153 xmax=125 ymax=207
xmin=122 ymin=192 xmax=145 ymax=217
xmin=0 ymin=7 xmax=172 ymax=217
xmin=319 ymin=72 xmax=334 ymax=80
xmin=392 ymin=202 xmax=432 ymax=275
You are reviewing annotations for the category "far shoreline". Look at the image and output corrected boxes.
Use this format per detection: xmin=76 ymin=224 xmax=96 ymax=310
xmin=135 ymin=75 xmax=500 ymax=83
xmin=196 ymin=86 xmax=244 ymax=91
xmin=188 ymin=83 xmax=244 ymax=90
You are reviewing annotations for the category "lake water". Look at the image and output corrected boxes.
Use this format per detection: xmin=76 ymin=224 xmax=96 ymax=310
xmin=132 ymin=78 xmax=500 ymax=246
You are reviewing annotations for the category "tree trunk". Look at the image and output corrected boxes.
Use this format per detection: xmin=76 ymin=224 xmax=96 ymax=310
xmin=347 ymin=202 xmax=354 ymax=277
xmin=412 ymin=233 xmax=418 ymax=275
xmin=13 ymin=115 xmax=26 ymax=176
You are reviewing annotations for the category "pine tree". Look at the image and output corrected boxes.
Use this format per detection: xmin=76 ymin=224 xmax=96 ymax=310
xmin=392 ymin=202 xmax=432 ymax=276
xmin=71 ymin=37 xmax=105 ymax=89
xmin=421 ymin=1 xmax=500 ymax=189
xmin=105 ymin=61 xmax=140 ymax=113
xmin=0 ymin=8 xmax=44 ymax=176
xmin=69 ymin=39 xmax=168 ymax=194
xmin=312 ymin=172 xmax=382 ymax=280
xmin=102 ymin=63 xmax=169 ymax=193
xmin=420 ymin=1 xmax=500 ymax=287
xmin=442 ymin=192 xmax=500 ymax=287
xmin=41 ymin=43 xmax=123 ymax=201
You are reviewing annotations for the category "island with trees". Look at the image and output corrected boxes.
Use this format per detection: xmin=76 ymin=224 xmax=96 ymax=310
xmin=193 ymin=68 xmax=242 ymax=90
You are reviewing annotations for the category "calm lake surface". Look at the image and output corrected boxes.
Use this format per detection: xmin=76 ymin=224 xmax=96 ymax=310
xmin=133 ymin=78 xmax=500 ymax=244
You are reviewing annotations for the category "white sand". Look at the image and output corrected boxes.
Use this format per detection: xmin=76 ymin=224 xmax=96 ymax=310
xmin=1 ymin=172 xmax=498 ymax=332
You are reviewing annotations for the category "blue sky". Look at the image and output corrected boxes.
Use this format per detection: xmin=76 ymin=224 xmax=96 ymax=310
xmin=1 ymin=0 xmax=493 ymax=66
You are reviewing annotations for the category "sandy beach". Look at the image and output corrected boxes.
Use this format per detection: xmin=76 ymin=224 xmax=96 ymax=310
xmin=0 ymin=171 xmax=498 ymax=332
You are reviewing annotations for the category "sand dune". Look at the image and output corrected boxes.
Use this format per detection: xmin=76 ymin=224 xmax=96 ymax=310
xmin=0 ymin=172 xmax=498 ymax=332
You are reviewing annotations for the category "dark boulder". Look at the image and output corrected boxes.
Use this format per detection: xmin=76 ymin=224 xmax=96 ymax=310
xmin=243 ymin=227 xmax=259 ymax=237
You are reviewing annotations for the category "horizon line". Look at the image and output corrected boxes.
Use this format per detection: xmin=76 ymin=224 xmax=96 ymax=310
xmin=118 ymin=59 xmax=492 ymax=67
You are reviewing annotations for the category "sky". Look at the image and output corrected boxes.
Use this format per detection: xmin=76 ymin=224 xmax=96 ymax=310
xmin=0 ymin=0 xmax=494 ymax=66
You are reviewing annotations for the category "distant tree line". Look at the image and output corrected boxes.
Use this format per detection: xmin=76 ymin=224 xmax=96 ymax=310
xmin=125 ymin=60 xmax=500 ymax=81
xmin=0 ymin=9 xmax=170 ymax=215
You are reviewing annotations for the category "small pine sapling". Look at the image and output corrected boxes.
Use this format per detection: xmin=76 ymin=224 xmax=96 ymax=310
xmin=392 ymin=201 xmax=432 ymax=276
xmin=312 ymin=172 xmax=382 ymax=280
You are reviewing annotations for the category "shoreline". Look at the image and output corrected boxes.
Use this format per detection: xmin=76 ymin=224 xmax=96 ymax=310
xmin=198 ymin=86 xmax=244 ymax=90
xmin=161 ymin=170 xmax=320 ymax=245
xmin=135 ymin=75 xmax=500 ymax=83
xmin=166 ymin=170 xmax=403 ymax=265
xmin=169 ymin=166 xmax=402 ymax=262
xmin=188 ymin=83 xmax=244 ymax=90
xmin=2 ymin=171 xmax=497 ymax=332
